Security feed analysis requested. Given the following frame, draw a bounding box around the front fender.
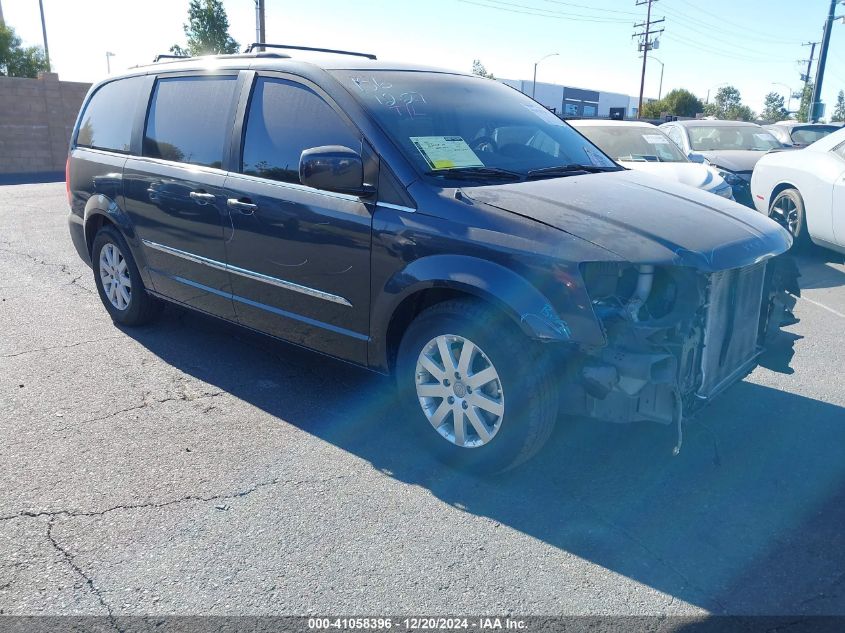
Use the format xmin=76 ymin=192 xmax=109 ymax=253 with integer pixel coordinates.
xmin=369 ymin=254 xmax=574 ymax=371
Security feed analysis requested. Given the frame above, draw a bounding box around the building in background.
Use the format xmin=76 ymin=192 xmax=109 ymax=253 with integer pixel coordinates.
xmin=499 ymin=79 xmax=652 ymax=119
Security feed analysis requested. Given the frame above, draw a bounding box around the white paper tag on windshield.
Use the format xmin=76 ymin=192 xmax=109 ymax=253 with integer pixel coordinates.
xmin=522 ymin=103 xmax=565 ymax=126
xmin=642 ymin=133 xmax=670 ymax=144
xmin=583 ymin=145 xmax=615 ymax=168
xmin=410 ymin=136 xmax=484 ymax=170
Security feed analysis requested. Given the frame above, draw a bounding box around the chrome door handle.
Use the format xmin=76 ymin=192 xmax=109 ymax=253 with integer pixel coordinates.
xmin=189 ymin=191 xmax=216 ymax=204
xmin=227 ymin=198 xmax=257 ymax=214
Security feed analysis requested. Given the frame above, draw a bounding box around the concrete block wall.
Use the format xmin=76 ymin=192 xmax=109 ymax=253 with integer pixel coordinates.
xmin=0 ymin=73 xmax=91 ymax=176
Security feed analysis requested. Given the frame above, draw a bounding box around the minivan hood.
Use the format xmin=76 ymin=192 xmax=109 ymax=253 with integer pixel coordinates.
xmin=696 ymin=150 xmax=768 ymax=173
xmin=462 ymin=170 xmax=791 ymax=271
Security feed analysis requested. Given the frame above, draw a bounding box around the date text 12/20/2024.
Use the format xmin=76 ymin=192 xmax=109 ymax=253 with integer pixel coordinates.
xmin=308 ymin=617 xmax=527 ymax=630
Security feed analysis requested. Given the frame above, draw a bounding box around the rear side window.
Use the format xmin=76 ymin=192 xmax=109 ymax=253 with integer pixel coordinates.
xmin=143 ymin=75 xmax=237 ymax=168
xmin=76 ymin=76 xmax=145 ymax=153
xmin=241 ymin=77 xmax=360 ymax=184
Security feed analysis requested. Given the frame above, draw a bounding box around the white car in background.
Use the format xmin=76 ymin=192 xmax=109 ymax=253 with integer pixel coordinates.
xmin=569 ymin=119 xmax=733 ymax=199
xmin=751 ymin=127 xmax=845 ymax=252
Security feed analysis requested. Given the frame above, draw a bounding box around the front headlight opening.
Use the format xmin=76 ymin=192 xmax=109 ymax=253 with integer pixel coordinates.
xmin=581 ymin=263 xmax=679 ymax=322
xmin=717 ymin=170 xmax=745 ymax=187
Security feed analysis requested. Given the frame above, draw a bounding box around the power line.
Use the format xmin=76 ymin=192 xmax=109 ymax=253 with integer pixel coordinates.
xmin=665 ymin=0 xmax=804 ymax=45
xmin=539 ymin=0 xmax=640 ymax=15
xmin=662 ymin=33 xmax=795 ymax=64
xmin=457 ymin=0 xmax=632 ymax=23
xmin=660 ymin=8 xmax=804 ymax=54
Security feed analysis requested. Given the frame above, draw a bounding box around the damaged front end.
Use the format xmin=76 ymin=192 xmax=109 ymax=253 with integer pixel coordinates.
xmin=567 ymin=256 xmax=800 ymax=448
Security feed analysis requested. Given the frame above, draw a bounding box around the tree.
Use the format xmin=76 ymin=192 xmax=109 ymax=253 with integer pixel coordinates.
xmin=472 ymin=59 xmax=495 ymax=79
xmin=762 ymin=92 xmax=788 ymax=122
xmin=0 ymin=23 xmax=49 ymax=78
xmin=640 ymin=88 xmax=704 ymax=119
xmin=171 ymin=0 xmax=239 ymax=57
xmin=797 ymin=83 xmax=814 ymax=122
xmin=703 ymin=85 xmax=755 ymax=121
xmin=832 ymin=90 xmax=845 ymax=122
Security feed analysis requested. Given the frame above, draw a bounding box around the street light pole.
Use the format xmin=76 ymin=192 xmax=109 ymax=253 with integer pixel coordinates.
xmin=105 ymin=51 xmax=115 ymax=74
xmin=650 ymin=56 xmax=665 ymax=100
xmin=38 ymin=0 xmax=50 ymax=72
xmin=532 ymin=53 xmax=558 ymax=100
xmin=706 ymin=82 xmax=727 ymax=105
xmin=772 ymin=82 xmax=795 ymax=114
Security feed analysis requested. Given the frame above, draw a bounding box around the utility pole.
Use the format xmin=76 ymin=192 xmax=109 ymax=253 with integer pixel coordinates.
xmin=810 ymin=0 xmax=841 ymax=122
xmin=633 ymin=0 xmax=664 ymax=118
xmin=38 ymin=0 xmax=50 ymax=71
xmin=799 ymin=41 xmax=819 ymax=122
xmin=255 ymin=0 xmax=266 ymax=50
xmin=0 ymin=0 xmax=5 ymax=27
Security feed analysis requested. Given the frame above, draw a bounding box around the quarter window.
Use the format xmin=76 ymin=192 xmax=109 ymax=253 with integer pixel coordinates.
xmin=76 ymin=76 xmax=145 ymax=153
xmin=143 ymin=76 xmax=237 ymax=168
xmin=241 ymin=77 xmax=360 ymax=184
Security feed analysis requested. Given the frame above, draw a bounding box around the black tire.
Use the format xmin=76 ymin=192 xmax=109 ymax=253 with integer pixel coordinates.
xmin=769 ymin=188 xmax=810 ymax=249
xmin=91 ymin=225 xmax=162 ymax=326
xmin=396 ymin=299 xmax=559 ymax=473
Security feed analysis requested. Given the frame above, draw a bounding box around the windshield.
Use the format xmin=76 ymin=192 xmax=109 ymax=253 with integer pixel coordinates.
xmin=576 ymin=125 xmax=688 ymax=163
xmin=790 ymin=125 xmax=838 ymax=146
xmin=331 ymin=70 xmax=619 ymax=183
xmin=688 ymin=125 xmax=781 ymax=151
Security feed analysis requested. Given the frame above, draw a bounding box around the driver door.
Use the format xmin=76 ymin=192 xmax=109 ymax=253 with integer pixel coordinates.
xmin=222 ymin=74 xmax=374 ymax=364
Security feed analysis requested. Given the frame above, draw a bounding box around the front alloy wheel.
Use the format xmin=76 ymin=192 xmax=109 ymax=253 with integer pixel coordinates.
xmin=396 ymin=299 xmax=559 ymax=472
xmin=768 ymin=188 xmax=808 ymax=247
xmin=415 ymin=334 xmax=505 ymax=448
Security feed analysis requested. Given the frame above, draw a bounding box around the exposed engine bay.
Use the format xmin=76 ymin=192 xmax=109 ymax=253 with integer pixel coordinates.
xmin=565 ymin=255 xmax=801 ymax=450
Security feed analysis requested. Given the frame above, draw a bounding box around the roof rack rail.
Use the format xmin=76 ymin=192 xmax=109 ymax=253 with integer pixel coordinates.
xmin=153 ymin=54 xmax=190 ymax=62
xmin=244 ymin=43 xmax=377 ymax=60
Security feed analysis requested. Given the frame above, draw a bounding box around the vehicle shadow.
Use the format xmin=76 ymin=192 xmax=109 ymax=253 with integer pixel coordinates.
xmin=795 ymin=246 xmax=845 ymax=290
xmin=123 ymin=306 xmax=845 ymax=615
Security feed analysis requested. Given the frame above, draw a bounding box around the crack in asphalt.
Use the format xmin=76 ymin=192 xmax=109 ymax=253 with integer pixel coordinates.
xmin=0 ymin=474 xmax=349 ymax=524
xmin=46 ymin=516 xmax=122 ymax=632
xmin=2 ymin=336 xmax=124 ymax=359
xmin=81 ymin=390 xmax=226 ymax=424
xmin=0 ymin=246 xmax=77 ymax=276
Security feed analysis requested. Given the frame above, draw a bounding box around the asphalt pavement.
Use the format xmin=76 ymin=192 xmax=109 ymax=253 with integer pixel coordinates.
xmin=1 ymin=183 xmax=844 ymax=620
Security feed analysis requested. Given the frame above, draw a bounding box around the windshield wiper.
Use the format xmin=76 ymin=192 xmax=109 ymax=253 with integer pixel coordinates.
xmin=526 ymin=163 xmax=620 ymax=180
xmin=425 ymin=166 xmax=523 ymax=182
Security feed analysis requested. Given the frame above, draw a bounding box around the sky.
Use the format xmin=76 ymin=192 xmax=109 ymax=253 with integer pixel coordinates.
xmin=3 ymin=0 xmax=845 ymax=118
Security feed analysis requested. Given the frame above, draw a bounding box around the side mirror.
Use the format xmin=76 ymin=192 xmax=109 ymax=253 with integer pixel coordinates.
xmin=299 ymin=146 xmax=372 ymax=195
xmin=688 ymin=152 xmax=707 ymax=164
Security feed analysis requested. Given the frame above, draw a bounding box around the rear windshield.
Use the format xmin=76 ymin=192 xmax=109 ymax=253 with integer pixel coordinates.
xmin=688 ymin=125 xmax=781 ymax=152
xmin=331 ymin=70 xmax=618 ymax=183
xmin=790 ymin=126 xmax=838 ymax=146
xmin=575 ymin=125 xmax=688 ymax=163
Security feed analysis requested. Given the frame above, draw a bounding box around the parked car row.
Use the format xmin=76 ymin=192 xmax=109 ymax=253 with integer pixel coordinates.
xmin=571 ymin=114 xmax=844 ymax=255
xmin=67 ymin=51 xmax=799 ymax=471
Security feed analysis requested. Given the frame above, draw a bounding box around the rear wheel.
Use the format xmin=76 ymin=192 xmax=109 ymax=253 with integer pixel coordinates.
xmin=92 ymin=225 xmax=162 ymax=326
xmin=769 ymin=188 xmax=809 ymax=248
xmin=396 ymin=299 xmax=559 ymax=472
